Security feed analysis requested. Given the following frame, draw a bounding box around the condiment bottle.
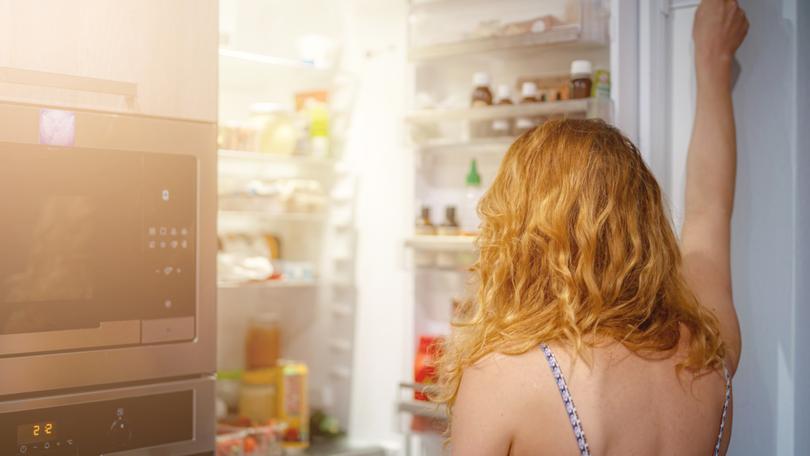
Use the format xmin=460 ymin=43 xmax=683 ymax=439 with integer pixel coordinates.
xmin=470 ymin=72 xmax=493 ymax=138
xmin=461 ymin=160 xmax=482 ymax=234
xmin=570 ymin=60 xmax=593 ymax=99
xmin=491 ymin=84 xmax=514 ymax=137
xmin=470 ymin=72 xmax=493 ymax=107
xmin=414 ymin=206 xmax=437 ymax=267
xmin=436 ymin=206 xmax=461 ymax=268
xmin=515 ymin=82 xmax=541 ymax=135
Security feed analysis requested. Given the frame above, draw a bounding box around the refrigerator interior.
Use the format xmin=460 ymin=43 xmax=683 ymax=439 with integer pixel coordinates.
xmin=215 ymin=0 xmax=624 ymax=453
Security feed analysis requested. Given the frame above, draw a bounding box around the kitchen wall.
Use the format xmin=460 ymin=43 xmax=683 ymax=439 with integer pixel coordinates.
xmin=661 ymin=1 xmax=807 ymax=454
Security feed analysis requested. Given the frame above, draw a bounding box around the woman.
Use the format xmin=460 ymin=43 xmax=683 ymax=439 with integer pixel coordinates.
xmin=432 ymin=1 xmax=749 ymax=454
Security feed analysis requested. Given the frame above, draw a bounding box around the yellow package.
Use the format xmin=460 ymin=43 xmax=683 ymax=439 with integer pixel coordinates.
xmin=277 ymin=361 xmax=309 ymax=449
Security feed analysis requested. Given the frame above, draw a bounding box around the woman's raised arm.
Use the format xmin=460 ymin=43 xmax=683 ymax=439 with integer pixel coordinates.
xmin=681 ymin=0 xmax=748 ymax=374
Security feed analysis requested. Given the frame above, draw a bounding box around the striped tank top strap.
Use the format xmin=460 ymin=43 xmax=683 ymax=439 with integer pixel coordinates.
xmin=540 ymin=343 xmax=591 ymax=456
xmin=713 ymin=365 xmax=732 ymax=456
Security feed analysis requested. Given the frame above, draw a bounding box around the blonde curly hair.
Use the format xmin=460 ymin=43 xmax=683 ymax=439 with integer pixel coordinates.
xmin=431 ymin=119 xmax=725 ymax=414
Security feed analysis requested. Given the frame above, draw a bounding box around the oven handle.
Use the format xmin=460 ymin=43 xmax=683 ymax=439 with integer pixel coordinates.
xmin=0 ymin=66 xmax=137 ymax=98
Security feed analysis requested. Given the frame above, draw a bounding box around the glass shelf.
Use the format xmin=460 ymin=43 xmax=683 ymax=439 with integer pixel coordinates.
xmin=416 ymin=137 xmax=514 ymax=155
xmin=407 ymin=98 xmax=610 ymax=124
xmin=405 ymin=235 xmax=476 ymax=252
xmin=219 ymin=48 xmax=329 ymax=70
xmin=218 ymin=210 xmax=328 ymax=223
xmin=219 ymin=149 xmax=338 ymax=168
xmin=409 ymin=24 xmax=605 ymax=61
xmin=218 ymin=279 xmax=319 ymax=290
xmin=397 ymin=399 xmax=447 ymax=421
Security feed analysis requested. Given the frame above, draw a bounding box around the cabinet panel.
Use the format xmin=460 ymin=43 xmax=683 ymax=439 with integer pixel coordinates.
xmin=0 ymin=0 xmax=217 ymax=122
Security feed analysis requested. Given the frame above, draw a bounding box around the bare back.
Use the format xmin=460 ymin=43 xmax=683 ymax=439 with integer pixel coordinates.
xmin=451 ymin=335 xmax=733 ymax=456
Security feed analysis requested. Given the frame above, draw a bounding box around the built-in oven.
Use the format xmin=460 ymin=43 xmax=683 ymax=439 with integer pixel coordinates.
xmin=0 ymin=101 xmax=217 ymax=397
xmin=0 ymin=376 xmax=215 ymax=456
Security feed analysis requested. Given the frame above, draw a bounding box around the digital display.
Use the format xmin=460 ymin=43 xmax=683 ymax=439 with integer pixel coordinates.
xmin=17 ymin=421 xmax=57 ymax=444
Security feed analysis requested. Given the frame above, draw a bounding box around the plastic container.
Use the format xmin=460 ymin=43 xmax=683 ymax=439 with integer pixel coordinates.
xmin=216 ymin=427 xmax=247 ymax=456
xmin=218 ymin=424 xmax=282 ymax=456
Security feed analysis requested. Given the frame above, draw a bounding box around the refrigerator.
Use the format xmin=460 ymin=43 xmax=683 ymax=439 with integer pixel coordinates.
xmin=215 ymin=0 xmax=640 ymax=454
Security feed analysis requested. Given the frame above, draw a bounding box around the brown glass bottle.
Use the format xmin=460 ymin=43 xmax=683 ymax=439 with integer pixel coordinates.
xmin=570 ymin=60 xmax=593 ymax=99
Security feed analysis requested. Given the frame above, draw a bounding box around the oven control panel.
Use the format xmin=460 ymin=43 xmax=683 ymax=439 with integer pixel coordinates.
xmin=0 ymin=391 xmax=193 ymax=455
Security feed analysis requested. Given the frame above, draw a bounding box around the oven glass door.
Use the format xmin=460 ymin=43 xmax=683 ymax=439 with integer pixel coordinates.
xmin=0 ymin=143 xmax=197 ymax=356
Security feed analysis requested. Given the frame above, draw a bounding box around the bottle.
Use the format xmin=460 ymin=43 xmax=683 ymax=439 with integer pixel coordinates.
xmin=491 ymin=84 xmax=514 ymax=137
xmin=470 ymin=72 xmax=493 ymax=138
xmin=461 ymin=160 xmax=483 ymax=234
xmin=515 ymin=81 xmax=541 ymax=135
xmin=593 ymin=69 xmax=611 ymax=98
xmin=570 ymin=60 xmax=593 ymax=99
xmin=245 ymin=313 xmax=281 ymax=370
xmin=470 ymin=72 xmax=493 ymax=107
xmin=436 ymin=206 xmax=460 ymax=268
xmin=414 ymin=206 xmax=437 ymax=267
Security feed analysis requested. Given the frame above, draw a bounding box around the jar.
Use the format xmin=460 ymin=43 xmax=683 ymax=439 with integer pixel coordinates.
xmin=250 ymin=103 xmax=298 ymax=155
xmin=216 ymin=370 xmax=243 ymax=416
xmin=570 ymin=60 xmax=593 ymax=99
xmin=239 ymin=368 xmax=278 ymax=423
xmin=246 ymin=313 xmax=281 ymax=370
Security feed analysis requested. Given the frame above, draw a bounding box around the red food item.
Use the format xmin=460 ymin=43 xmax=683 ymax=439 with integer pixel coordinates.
xmin=414 ymin=336 xmax=442 ymax=401
xmin=244 ymin=435 xmax=257 ymax=453
xmin=284 ymin=427 xmax=300 ymax=442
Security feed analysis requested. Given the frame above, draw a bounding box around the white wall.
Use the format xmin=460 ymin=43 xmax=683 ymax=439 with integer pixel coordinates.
xmin=658 ymin=1 xmax=807 ymax=454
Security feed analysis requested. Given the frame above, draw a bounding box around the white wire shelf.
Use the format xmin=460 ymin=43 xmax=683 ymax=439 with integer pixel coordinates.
xmin=218 ymin=279 xmax=319 ymax=290
xmin=406 ymin=98 xmax=610 ymax=124
xmin=405 ymin=235 xmax=476 ymax=252
xmin=409 ymin=25 xmax=606 ymax=61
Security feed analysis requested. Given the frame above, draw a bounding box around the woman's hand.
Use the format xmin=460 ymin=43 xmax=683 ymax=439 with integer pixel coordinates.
xmin=693 ymin=0 xmax=749 ymax=81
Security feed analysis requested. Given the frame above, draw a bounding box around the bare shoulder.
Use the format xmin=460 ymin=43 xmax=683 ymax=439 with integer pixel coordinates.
xmin=451 ymin=350 xmax=556 ymax=456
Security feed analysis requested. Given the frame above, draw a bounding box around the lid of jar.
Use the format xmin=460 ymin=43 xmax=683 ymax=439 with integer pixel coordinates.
xmin=521 ymin=81 xmax=538 ymax=97
xmin=472 ymin=72 xmax=491 ymax=87
xmin=570 ymin=60 xmax=593 ymax=76
xmin=496 ymin=84 xmax=513 ymax=101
